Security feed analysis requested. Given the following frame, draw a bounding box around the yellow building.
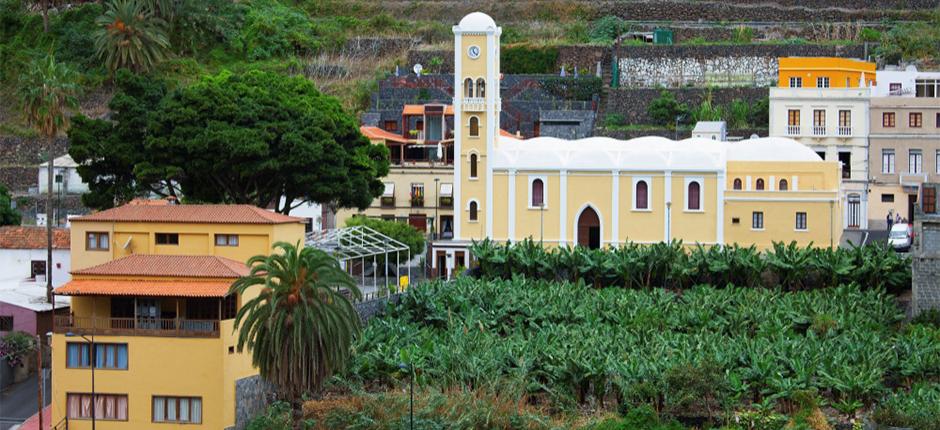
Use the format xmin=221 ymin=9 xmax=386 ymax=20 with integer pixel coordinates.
xmin=430 ymin=13 xmax=843 ymax=277
xmin=777 ymin=57 xmax=876 ymax=88
xmin=51 ymin=204 xmax=305 ymax=429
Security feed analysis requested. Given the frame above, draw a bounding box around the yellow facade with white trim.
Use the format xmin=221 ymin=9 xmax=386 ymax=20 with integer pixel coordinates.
xmin=433 ymin=12 xmax=843 ymax=274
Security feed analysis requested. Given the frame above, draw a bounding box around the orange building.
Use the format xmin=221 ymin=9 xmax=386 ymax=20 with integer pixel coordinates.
xmin=778 ymin=57 xmax=876 ymax=88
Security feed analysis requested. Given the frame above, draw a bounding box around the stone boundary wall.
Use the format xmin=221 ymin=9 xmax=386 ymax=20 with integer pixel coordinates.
xmin=605 ymin=87 xmax=768 ymax=125
xmin=354 ymin=293 xmax=403 ymax=323
xmin=597 ymin=127 xmax=767 ymax=141
xmin=912 ymin=208 xmax=940 ymax=317
xmin=234 ymin=375 xmax=277 ymax=430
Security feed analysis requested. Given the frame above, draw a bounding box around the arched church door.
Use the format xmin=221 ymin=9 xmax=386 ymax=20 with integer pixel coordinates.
xmin=577 ymin=207 xmax=601 ymax=249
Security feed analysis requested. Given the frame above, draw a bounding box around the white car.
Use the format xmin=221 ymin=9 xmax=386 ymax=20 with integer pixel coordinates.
xmin=888 ymin=223 xmax=912 ymax=252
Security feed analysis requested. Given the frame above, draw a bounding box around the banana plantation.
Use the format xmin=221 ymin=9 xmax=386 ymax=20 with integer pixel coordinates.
xmin=343 ymin=278 xmax=940 ymax=428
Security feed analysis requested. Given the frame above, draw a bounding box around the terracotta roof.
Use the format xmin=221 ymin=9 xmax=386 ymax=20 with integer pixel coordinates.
xmin=360 ymin=126 xmax=410 ymax=144
xmin=0 ymin=226 xmax=70 ymax=249
xmin=73 ymin=255 xmax=249 ymax=278
xmin=56 ymin=279 xmax=233 ymax=297
xmin=72 ymin=204 xmax=304 ymax=224
xmin=402 ymin=104 xmax=454 ymax=116
xmin=499 ymin=129 xmax=519 ymax=138
xmin=127 ymin=198 xmax=171 ymax=206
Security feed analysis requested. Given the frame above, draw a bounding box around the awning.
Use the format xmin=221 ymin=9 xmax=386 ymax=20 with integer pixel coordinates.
xmin=440 ymin=183 xmax=453 ymax=197
xmin=55 ymin=280 xmax=233 ymax=297
xmin=383 ymin=183 xmax=395 ymax=197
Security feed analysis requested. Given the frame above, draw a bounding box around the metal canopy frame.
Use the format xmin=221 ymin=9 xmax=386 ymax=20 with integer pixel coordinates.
xmin=305 ymin=226 xmax=411 ymax=292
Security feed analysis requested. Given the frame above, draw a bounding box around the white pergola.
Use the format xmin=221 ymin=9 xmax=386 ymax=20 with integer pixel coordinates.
xmin=305 ymin=226 xmax=411 ymax=292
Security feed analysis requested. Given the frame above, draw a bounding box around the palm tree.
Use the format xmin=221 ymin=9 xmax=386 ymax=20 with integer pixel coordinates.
xmin=94 ymin=0 xmax=171 ymax=73
xmin=231 ymin=242 xmax=362 ymax=400
xmin=16 ymin=53 xmax=78 ymax=303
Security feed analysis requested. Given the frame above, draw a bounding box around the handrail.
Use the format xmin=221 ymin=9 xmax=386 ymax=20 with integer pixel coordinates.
xmin=52 ymin=416 xmax=67 ymax=430
xmin=54 ymin=315 xmax=220 ymax=338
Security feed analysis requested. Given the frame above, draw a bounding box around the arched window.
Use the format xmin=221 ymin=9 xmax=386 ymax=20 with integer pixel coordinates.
xmin=469 ymin=201 xmax=478 ymax=221
xmin=469 ymin=153 xmax=478 ymax=178
xmin=756 ymin=178 xmax=765 ymax=190
xmin=687 ymin=182 xmax=701 ymax=210
xmin=532 ymin=178 xmax=544 ymax=207
xmin=476 ymin=78 xmax=485 ymax=98
xmin=469 ymin=116 xmax=479 ymax=137
xmin=733 ymin=178 xmax=742 ymax=190
xmin=635 ymin=180 xmax=648 ymax=209
xmin=464 ymin=78 xmax=473 ymax=98
xmin=779 ymin=179 xmax=788 ymax=191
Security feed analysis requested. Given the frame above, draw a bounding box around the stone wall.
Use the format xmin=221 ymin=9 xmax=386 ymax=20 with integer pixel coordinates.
xmin=354 ymin=293 xmax=403 ymax=323
xmin=614 ymin=44 xmax=866 ymax=88
xmin=597 ymin=127 xmax=766 ymax=141
xmin=234 ymin=375 xmax=277 ymax=430
xmin=605 ymin=87 xmax=768 ymax=125
xmin=602 ymin=1 xmax=932 ymax=22
xmin=912 ymin=196 xmax=940 ymax=317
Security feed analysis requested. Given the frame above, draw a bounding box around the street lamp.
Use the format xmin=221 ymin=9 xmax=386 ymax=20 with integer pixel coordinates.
xmin=65 ymin=332 xmax=95 ymax=430
xmin=539 ymin=202 xmax=545 ymax=245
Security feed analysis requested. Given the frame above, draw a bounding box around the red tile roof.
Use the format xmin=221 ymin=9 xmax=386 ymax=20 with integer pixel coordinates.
xmin=360 ymin=126 xmax=411 ymax=144
xmin=56 ymin=279 xmax=233 ymax=297
xmin=73 ymin=204 xmax=303 ymax=224
xmin=0 ymin=226 xmax=70 ymax=249
xmin=72 ymin=254 xmax=249 ymax=278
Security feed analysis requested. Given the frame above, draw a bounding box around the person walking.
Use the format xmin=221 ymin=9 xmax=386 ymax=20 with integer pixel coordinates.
xmin=896 ymin=212 xmax=902 ymax=225
xmin=887 ymin=212 xmax=894 ymax=231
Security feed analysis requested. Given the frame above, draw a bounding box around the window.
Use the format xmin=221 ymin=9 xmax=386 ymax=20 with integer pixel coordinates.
xmin=889 ymin=82 xmax=902 ymax=94
xmin=687 ymin=181 xmax=701 ymax=210
xmin=937 ymin=150 xmax=940 ymax=174
xmin=795 ymin=212 xmax=807 ymax=231
xmin=67 ymin=394 xmax=128 ymax=421
xmin=215 ymin=234 xmax=239 ymax=247
xmin=410 ymin=183 xmax=424 ymax=207
xmin=67 ymin=343 xmax=128 ymax=370
xmin=839 ymin=152 xmax=851 ymax=179
xmin=755 ymin=178 xmax=765 ymax=190
xmin=883 ymin=112 xmax=896 ymax=128
xmin=816 ymin=76 xmax=829 ymax=88
xmin=936 ymin=112 xmax=940 ymax=127
xmin=531 ymin=178 xmax=545 ymax=207
xmin=752 ymin=212 xmax=764 ymax=230
xmin=86 ymin=232 xmax=109 ymax=251
xmin=30 ymin=260 xmax=46 ymax=279
xmin=813 ymin=109 xmax=826 ymax=135
xmin=910 ymin=112 xmax=923 ymax=128
xmin=476 ymin=78 xmax=485 ymax=98
xmin=915 ymin=79 xmax=939 ymax=98
xmin=787 ymin=109 xmax=800 ymax=135
xmin=816 ymin=151 xmax=826 ymax=160
xmin=882 ymin=149 xmax=895 ymax=174
xmin=838 ymin=110 xmax=851 ymax=135
xmin=733 ymin=178 xmax=742 ymax=190
xmin=469 ymin=116 xmax=479 ymax=137
xmin=468 ymin=201 xmax=478 ymax=221
xmin=910 ymin=149 xmax=923 ymax=174
xmin=383 ymin=120 xmax=398 ymax=132
xmin=882 ymin=193 xmax=895 ymax=203
xmin=153 ymin=396 xmax=202 ymax=424
xmin=222 ymin=294 xmax=238 ymax=320
xmin=779 ymin=179 xmax=788 ymax=191
xmin=469 ymin=153 xmax=478 ymax=178
xmin=464 ymin=78 xmax=473 ymax=98
xmin=0 ymin=316 xmax=12 ymax=331
xmin=789 ymin=77 xmax=802 ymax=88
xmin=924 ymin=186 xmax=937 ymax=213
xmin=155 ymin=233 xmax=179 ymax=245
xmin=635 ymin=180 xmax=649 ymax=210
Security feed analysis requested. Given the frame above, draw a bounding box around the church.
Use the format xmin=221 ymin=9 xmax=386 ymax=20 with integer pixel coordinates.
xmin=430 ymin=12 xmax=843 ymax=278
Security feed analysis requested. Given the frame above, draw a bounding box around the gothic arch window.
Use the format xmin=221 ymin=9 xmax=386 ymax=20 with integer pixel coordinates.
xmin=733 ymin=178 xmax=742 ymax=190
xmin=468 ymin=200 xmax=479 ymax=221
xmin=779 ymin=179 xmax=788 ymax=191
xmin=476 ymin=78 xmax=485 ymax=98
xmin=469 ymin=153 xmax=478 ymax=179
xmin=469 ymin=116 xmax=480 ymax=137
xmin=464 ymin=78 xmax=474 ymax=98
xmin=756 ymin=178 xmax=765 ymax=190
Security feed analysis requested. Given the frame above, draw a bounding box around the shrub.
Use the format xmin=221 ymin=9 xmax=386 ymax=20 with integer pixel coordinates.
xmin=589 ymin=405 xmax=685 ymax=430
xmin=233 ymin=0 xmax=343 ymax=60
xmin=859 ymin=27 xmax=881 ymax=42
xmin=0 ymin=331 xmax=35 ymax=367
xmin=501 ymin=44 xmax=558 ymax=74
xmin=726 ymin=99 xmax=750 ymax=129
xmin=604 ymin=113 xmax=626 ymax=128
xmin=647 ymin=90 xmax=688 ymax=127
xmin=246 ymin=401 xmax=294 ymax=430
xmin=731 ymin=26 xmax=754 ymax=44
xmin=748 ymin=97 xmax=769 ymax=128
xmin=663 ymin=360 xmax=732 ymax=420
xmin=871 ymin=384 xmax=940 ymax=430
xmin=589 ymin=15 xmax=626 ymax=43
xmin=911 ymin=309 xmax=940 ymax=328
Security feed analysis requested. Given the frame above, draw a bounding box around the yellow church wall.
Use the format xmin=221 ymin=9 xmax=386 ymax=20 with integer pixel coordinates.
xmin=566 ymin=173 xmax=613 ymax=244
xmin=726 ymin=161 xmax=840 ymax=192
xmin=618 ymin=174 xmax=665 ymax=243
xmin=491 ymin=174 xmax=509 ymax=240
xmin=723 ymin=195 xmax=841 ymax=249
xmin=512 ymin=171 xmax=561 ymax=243
xmin=670 ymin=175 xmax=719 ymax=244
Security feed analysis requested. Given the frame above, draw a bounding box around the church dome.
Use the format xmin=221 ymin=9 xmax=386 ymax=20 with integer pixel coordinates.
xmin=457 ymin=12 xmax=497 ymax=32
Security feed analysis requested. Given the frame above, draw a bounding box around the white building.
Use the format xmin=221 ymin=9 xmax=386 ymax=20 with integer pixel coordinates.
xmin=38 ymin=154 xmax=88 ymax=195
xmin=769 ymin=86 xmax=871 ymax=229
xmin=0 ymin=226 xmax=71 ymax=287
xmin=691 ymin=121 xmax=727 ymax=141
xmin=872 ymin=65 xmax=940 ymax=98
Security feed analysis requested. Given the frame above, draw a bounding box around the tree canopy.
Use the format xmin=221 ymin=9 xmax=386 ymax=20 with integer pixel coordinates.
xmin=68 ymin=69 xmax=389 ymax=213
xmin=0 ymin=185 xmax=21 ymax=226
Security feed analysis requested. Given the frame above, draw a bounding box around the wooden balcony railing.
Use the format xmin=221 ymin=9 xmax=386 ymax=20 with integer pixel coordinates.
xmin=54 ymin=315 xmax=220 ymax=338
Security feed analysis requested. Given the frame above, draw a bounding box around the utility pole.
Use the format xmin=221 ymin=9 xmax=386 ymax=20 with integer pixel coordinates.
xmin=36 ymin=335 xmax=43 ymax=430
xmin=46 ymin=147 xmax=53 ymax=303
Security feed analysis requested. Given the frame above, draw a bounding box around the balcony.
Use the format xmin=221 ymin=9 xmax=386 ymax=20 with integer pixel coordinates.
xmin=786 ymin=125 xmax=801 ymax=136
xmin=410 ymin=195 xmax=424 ymax=208
xmin=380 ymin=196 xmax=395 ymax=207
xmin=439 ymin=196 xmax=453 ymax=208
xmin=838 ymin=126 xmax=852 ymax=136
xmin=812 ymin=126 xmax=826 ymax=136
xmin=462 ymin=97 xmax=485 ymax=112
xmin=54 ymin=315 xmax=221 ymax=338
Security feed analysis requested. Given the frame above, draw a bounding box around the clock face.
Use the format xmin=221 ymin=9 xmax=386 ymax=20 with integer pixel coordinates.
xmin=468 ymin=45 xmax=481 ymax=59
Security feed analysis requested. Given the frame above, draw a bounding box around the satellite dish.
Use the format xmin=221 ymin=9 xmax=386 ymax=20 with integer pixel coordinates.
xmin=413 ymin=64 xmax=423 ymax=76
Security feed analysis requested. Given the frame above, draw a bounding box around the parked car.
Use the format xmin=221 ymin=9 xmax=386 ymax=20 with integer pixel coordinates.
xmin=888 ymin=223 xmax=912 ymax=252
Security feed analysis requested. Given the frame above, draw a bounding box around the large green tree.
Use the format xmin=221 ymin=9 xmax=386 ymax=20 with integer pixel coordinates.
xmin=231 ymin=242 xmax=361 ymax=399
xmin=94 ymin=0 xmax=171 ymax=73
xmin=69 ymin=69 xmax=389 ymax=213
xmin=0 ymin=185 xmax=21 ymax=226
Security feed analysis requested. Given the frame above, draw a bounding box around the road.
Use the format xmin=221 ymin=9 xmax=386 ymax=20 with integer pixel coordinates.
xmin=0 ymin=374 xmax=51 ymax=430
